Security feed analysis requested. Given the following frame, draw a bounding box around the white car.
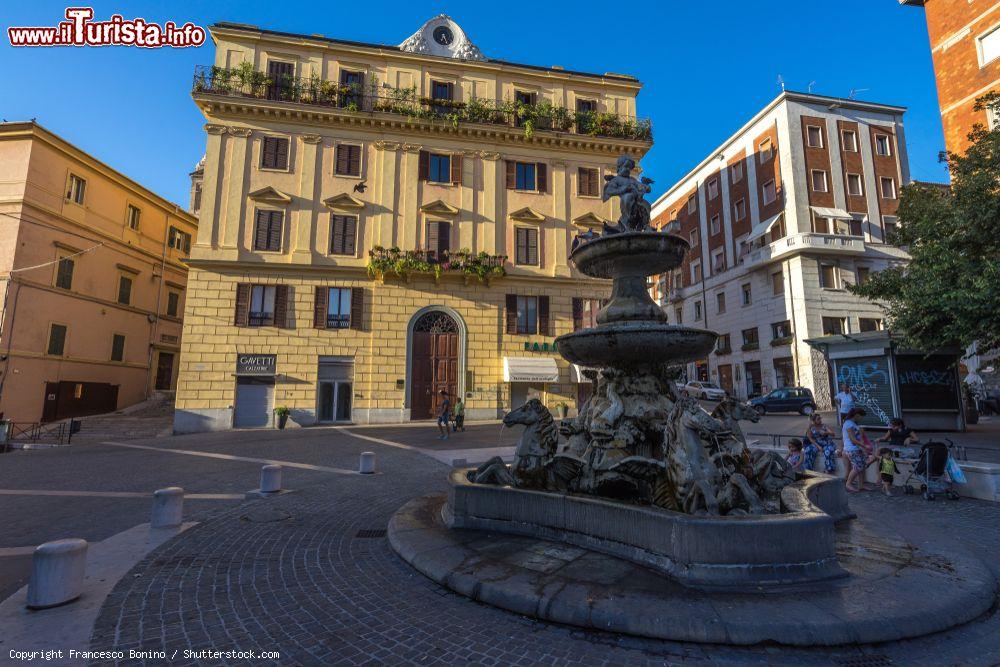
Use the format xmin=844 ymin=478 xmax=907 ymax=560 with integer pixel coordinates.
xmin=680 ymin=381 xmax=727 ymax=401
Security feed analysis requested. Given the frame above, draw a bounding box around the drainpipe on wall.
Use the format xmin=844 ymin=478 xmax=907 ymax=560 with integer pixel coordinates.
xmin=785 ymin=257 xmax=801 ymax=387
xmin=146 ymin=213 xmax=170 ymax=400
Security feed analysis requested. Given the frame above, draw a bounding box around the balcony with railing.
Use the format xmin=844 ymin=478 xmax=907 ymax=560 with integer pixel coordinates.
xmin=367 ymin=246 xmax=507 ymax=282
xmin=742 ymin=232 xmax=867 ymax=269
xmin=192 ymin=65 xmax=653 ymax=142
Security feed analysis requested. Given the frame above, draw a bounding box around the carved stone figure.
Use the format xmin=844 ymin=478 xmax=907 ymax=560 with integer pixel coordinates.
xmin=473 ymin=399 xmax=558 ymax=489
xmin=602 ymin=155 xmax=654 ymax=233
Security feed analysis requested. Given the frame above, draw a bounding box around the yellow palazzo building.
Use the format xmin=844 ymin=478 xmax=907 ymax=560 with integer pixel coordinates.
xmin=175 ymin=15 xmax=652 ymax=431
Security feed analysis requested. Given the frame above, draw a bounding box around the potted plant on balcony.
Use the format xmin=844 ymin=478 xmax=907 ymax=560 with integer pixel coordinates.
xmin=274 ymin=406 xmax=290 ymax=430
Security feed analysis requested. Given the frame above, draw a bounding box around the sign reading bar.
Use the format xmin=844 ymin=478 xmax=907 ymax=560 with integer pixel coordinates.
xmin=236 ymin=354 xmax=276 ymax=376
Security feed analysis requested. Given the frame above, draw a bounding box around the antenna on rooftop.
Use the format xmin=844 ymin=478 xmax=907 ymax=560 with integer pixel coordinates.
xmin=808 ymin=81 xmax=816 ymax=93
xmin=777 ymin=74 xmax=785 ymax=92
xmin=848 ymin=88 xmax=870 ymax=100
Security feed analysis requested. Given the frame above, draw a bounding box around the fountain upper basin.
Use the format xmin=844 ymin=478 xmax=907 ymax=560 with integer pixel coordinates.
xmin=571 ymin=231 xmax=688 ymax=279
xmin=556 ymin=322 xmax=717 ymax=368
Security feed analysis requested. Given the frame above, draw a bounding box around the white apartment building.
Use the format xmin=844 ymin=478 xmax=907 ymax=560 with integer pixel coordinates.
xmin=650 ymin=91 xmax=911 ymax=409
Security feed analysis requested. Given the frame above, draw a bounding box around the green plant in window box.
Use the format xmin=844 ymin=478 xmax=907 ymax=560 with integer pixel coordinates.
xmin=770 ymin=336 xmax=794 ymax=347
xmin=741 ymin=342 xmax=759 ymax=352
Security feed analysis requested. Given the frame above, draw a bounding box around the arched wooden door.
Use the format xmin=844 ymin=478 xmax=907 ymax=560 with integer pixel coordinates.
xmin=410 ymin=311 xmax=459 ymax=420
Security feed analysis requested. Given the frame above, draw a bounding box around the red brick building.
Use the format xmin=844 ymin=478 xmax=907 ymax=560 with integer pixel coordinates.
xmin=902 ymin=0 xmax=1000 ymax=153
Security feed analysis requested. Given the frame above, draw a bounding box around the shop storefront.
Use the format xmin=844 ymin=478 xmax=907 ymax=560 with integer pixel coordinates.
xmin=233 ymin=354 xmax=276 ymax=428
xmin=503 ymin=357 xmax=559 ymax=411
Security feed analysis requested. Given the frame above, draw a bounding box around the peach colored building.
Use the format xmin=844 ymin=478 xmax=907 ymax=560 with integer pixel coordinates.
xmin=0 ymin=122 xmax=198 ymax=423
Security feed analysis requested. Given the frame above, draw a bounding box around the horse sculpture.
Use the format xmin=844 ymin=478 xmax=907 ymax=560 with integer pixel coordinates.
xmin=473 ymin=399 xmax=559 ymax=489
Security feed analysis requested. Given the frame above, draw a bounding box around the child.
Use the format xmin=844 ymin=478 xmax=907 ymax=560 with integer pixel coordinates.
xmin=786 ymin=438 xmax=805 ymax=471
xmin=877 ymin=448 xmax=898 ymax=497
xmin=453 ymin=398 xmax=465 ymax=432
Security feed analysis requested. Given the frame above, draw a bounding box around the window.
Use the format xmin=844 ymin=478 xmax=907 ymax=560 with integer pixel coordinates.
xmin=707 ymin=179 xmax=719 ymax=200
xmin=111 ymin=333 xmax=126 ymax=362
xmin=989 ymin=104 xmax=1000 ymax=130
xmin=515 ymin=227 xmax=539 ymax=265
xmin=710 ymin=214 xmax=721 ymax=236
xmin=741 ymin=327 xmax=759 ymax=348
xmin=734 ymin=198 xmax=746 ymax=221
xmin=260 ymin=136 xmax=289 ymax=170
xmin=772 ymin=270 xmax=784 ymax=295
xmin=759 ymin=138 xmax=773 ymax=163
xmin=47 ymin=324 xmax=67 ymax=356
xmin=880 ymin=177 xmax=896 ymax=199
xmin=842 ymin=130 xmax=858 ymax=152
xmin=882 ymin=215 xmax=899 ymax=239
xmin=874 ymin=134 xmax=891 ymax=157
xmin=717 ymin=333 xmax=731 ymax=353
xmin=762 ymin=179 xmax=776 ymax=205
xmin=516 ymin=161 xmax=539 ymax=190
xmin=425 ymin=220 xmax=450 ymax=259
xmin=822 ymin=316 xmax=846 ymax=336
xmin=249 ymin=285 xmax=276 ymax=326
xmin=730 ymin=161 xmax=743 ymax=183
xmin=430 ymin=80 xmax=455 ymax=114
xmin=856 ymin=266 xmax=871 ymax=285
xmin=771 ymin=320 xmax=792 ymax=339
xmin=578 ymin=167 xmax=600 ymax=197
xmin=716 ymin=291 xmax=726 ymax=314
xmin=859 ymin=317 xmax=883 ymax=333
xmin=330 ymin=214 xmax=358 ymax=256
xmin=335 ymin=144 xmax=362 ymax=176
xmin=687 ymin=194 xmax=697 ymax=213
xmin=980 ymin=25 xmax=1000 ymax=66
xmin=691 ymin=260 xmax=702 ymax=284
xmin=67 ymin=174 xmax=86 ymax=204
xmin=166 ymin=291 xmax=180 ymax=317
xmin=694 ymin=300 xmax=703 ymax=320
xmin=513 ymin=90 xmax=537 ymax=128
xmin=193 ymin=183 xmax=202 ymax=213
xmin=327 ymin=287 xmax=352 ymax=329
xmin=689 ymin=229 xmax=699 ymax=247
xmin=516 ymin=295 xmax=538 ymax=335
xmin=574 ymin=298 xmax=601 ymax=330
xmin=253 ymin=210 xmax=283 ymax=251
xmin=168 ymin=226 xmax=192 ymax=253
xmin=117 ymin=273 xmax=133 ymax=305
xmin=55 ymin=256 xmax=74 ymax=290
xmin=846 ymin=173 xmax=864 ymax=196
xmin=819 ymin=264 xmax=837 ymax=289
xmin=338 ymin=69 xmax=363 ymax=108
xmin=848 ymin=213 xmax=864 ymax=237
xmin=126 ymin=204 xmax=141 ymax=231
xmin=428 ymin=153 xmax=451 ymax=183
xmin=811 ymin=170 xmax=828 ymax=192
xmin=711 ymin=249 xmax=725 ymax=274
xmin=741 ymin=282 xmax=752 ymax=305
xmin=806 ymin=125 xmax=824 ymax=148
xmin=674 ymin=308 xmax=682 ymax=324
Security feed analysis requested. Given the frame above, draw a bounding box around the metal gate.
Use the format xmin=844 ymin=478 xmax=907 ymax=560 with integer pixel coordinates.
xmin=234 ymin=377 xmax=274 ymax=428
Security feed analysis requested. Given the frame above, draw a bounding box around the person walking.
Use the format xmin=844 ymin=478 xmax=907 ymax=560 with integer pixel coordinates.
xmin=453 ymin=397 xmax=466 ymax=432
xmin=805 ymin=413 xmax=838 ymax=474
xmin=436 ymin=390 xmax=451 ymax=440
xmin=839 ymin=407 xmax=868 ymax=493
xmin=834 ymin=383 xmax=855 ymax=426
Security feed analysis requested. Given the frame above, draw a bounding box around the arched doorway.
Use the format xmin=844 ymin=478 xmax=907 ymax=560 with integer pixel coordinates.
xmin=409 ymin=310 xmax=460 ymax=420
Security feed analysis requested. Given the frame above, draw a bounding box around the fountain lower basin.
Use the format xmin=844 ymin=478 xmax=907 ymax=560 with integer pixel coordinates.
xmin=556 ymin=322 xmax=718 ymax=368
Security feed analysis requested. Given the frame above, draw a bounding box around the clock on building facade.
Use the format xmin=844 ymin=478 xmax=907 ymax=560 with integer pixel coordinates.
xmin=399 ymin=15 xmax=485 ymax=61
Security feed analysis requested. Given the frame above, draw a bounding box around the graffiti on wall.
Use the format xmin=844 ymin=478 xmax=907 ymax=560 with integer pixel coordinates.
xmin=837 ymin=361 xmax=892 ymax=426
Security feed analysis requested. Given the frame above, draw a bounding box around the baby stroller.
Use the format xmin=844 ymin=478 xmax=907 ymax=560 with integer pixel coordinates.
xmin=903 ymin=440 xmax=960 ymax=501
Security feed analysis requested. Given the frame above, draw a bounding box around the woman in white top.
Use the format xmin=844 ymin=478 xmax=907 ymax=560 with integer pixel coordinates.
xmin=839 ymin=407 xmax=868 ymax=493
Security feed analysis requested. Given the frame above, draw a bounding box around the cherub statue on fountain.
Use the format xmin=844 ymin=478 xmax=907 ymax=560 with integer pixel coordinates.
xmin=602 ymin=155 xmax=654 ymax=233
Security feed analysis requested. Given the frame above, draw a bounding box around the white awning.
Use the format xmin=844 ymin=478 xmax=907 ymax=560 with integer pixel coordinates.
xmin=503 ymin=357 xmax=559 ymax=383
xmin=811 ymin=206 xmax=853 ymax=220
xmin=747 ymin=212 xmax=783 ymax=242
xmin=571 ymin=364 xmax=598 ymax=383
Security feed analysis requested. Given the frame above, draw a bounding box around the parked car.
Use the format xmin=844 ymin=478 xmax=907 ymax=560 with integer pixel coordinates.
xmin=749 ymin=387 xmax=817 ymax=415
xmin=679 ymin=380 xmax=727 ymax=401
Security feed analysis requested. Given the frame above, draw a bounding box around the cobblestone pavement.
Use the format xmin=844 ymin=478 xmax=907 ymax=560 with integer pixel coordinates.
xmin=87 ymin=429 xmax=1000 ymax=667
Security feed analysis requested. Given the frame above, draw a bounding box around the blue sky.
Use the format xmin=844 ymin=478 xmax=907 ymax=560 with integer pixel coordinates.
xmin=0 ymin=1 xmax=945 ymax=207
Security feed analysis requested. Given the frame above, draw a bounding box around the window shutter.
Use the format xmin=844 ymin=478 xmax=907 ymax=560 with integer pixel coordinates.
xmin=515 ymin=228 xmax=527 ymax=264
xmin=527 ymin=228 xmax=539 ymax=265
xmin=572 ymin=297 xmax=583 ymax=331
xmin=446 ymin=82 xmax=454 ymax=100
xmin=577 ymin=168 xmax=587 ymax=196
xmin=234 ymin=283 xmax=250 ymax=326
xmin=538 ymin=296 xmax=551 ymax=336
xmin=426 ymin=221 xmax=439 ymax=256
xmin=313 ymin=286 xmax=328 ymax=329
xmin=505 ymin=161 xmax=516 ymax=189
xmin=331 ymin=215 xmax=345 ymax=255
xmin=262 ymin=137 xmax=277 ymax=168
xmin=267 ymin=211 xmax=283 ymax=251
xmin=343 ymin=216 xmax=357 ymax=255
xmin=349 ymin=287 xmax=364 ymax=330
xmin=275 ymin=138 xmax=289 ymax=169
xmin=436 ymin=221 xmax=450 ymax=256
xmin=536 ymin=163 xmax=548 ymax=193
xmin=336 ymin=145 xmax=351 ymax=175
xmin=450 ymin=153 xmax=463 ymax=184
xmin=418 ymin=150 xmax=429 ymax=181
xmin=505 ymin=294 xmax=518 ymax=335
xmin=254 ymin=210 xmax=269 ymax=250
xmin=273 ymin=285 xmax=290 ymax=328
xmin=348 ymin=144 xmax=361 ymax=176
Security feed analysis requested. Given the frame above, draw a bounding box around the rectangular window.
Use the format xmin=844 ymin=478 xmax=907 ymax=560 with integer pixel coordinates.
xmin=674 ymin=308 xmax=682 ymax=324
xmin=875 ymin=134 xmax=891 ymax=156
xmin=716 ymin=291 xmax=726 ymax=314
xmin=712 ymin=249 xmax=725 ymax=273
xmin=166 ymin=291 xmax=180 ymax=317
xmin=762 ymin=179 xmax=776 ymax=204
xmin=856 ymin=266 xmax=871 ymax=285
xmin=335 ymin=144 xmax=362 ymax=176
xmin=515 ymin=161 xmax=537 ymax=191
xmin=253 ymin=210 xmax=284 ymax=252
xmin=47 ymin=323 xmax=67 ymax=356
xmin=707 ymin=179 xmax=719 ymax=200
xmin=578 ymin=167 xmax=599 ymax=197
xmin=741 ymin=327 xmax=759 ymax=347
xmin=515 ymin=227 xmax=539 ymax=265
xmin=759 ymin=138 xmax=773 ymax=163
xmin=327 ymin=287 xmax=352 ymax=329
xmin=842 ymin=130 xmax=858 ymax=152
xmin=249 ymin=285 xmax=277 ymax=327
xmin=806 ymin=125 xmax=824 ymax=148
xmin=730 ymin=161 xmax=743 ymax=183
xmin=111 ymin=333 xmax=126 ymax=362
xmin=849 ymin=213 xmax=864 ymax=237
xmin=425 ymin=220 xmax=451 ymax=259
xmin=811 ymin=170 xmax=828 ymax=192
xmin=822 ymin=316 xmax=846 ymax=336
xmin=880 ymin=177 xmax=896 ymax=199
xmin=882 ymin=215 xmax=899 ymax=239
xmin=741 ymin=282 xmax=752 ymax=306
xmin=55 ymin=256 xmax=74 ymax=290
xmin=772 ymin=270 xmax=784 ymax=295
xmin=338 ymin=69 xmax=364 ymax=108
xmin=428 ymin=153 xmax=452 ymax=183
xmin=330 ymin=214 xmax=358 ymax=255
xmin=980 ymin=25 xmax=1000 ymax=65
xmin=771 ymin=320 xmax=792 ymax=339
xmin=126 ymin=204 xmax=141 ymax=231
xmin=575 ymin=298 xmax=601 ymax=330
xmin=691 ymin=260 xmax=702 ymax=284
xmin=819 ymin=264 xmax=837 ymax=288
xmin=168 ymin=226 xmax=192 ymax=253
xmin=687 ymin=194 xmax=697 ymax=213
xmin=67 ymin=174 xmax=86 ymax=204
xmin=710 ymin=214 xmax=721 ymax=236
xmin=846 ymin=173 xmax=864 ymax=196
xmin=734 ymin=198 xmax=746 ymax=221
xmin=431 ymin=80 xmax=454 ymax=102
xmin=516 ymin=295 xmax=538 ymax=335
xmin=260 ymin=136 xmax=290 ymax=170
xmin=859 ymin=317 xmax=883 ymax=332
xmin=689 ymin=229 xmax=699 ymax=247
xmin=694 ymin=300 xmax=703 ymax=320
xmin=717 ymin=333 xmax=731 ymax=353
xmin=117 ymin=274 xmax=133 ymax=305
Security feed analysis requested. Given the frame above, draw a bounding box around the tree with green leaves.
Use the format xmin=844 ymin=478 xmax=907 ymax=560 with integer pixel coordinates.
xmin=849 ymin=92 xmax=1000 ymax=356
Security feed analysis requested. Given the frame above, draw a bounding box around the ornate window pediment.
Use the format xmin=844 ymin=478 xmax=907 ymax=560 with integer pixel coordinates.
xmin=572 ymin=212 xmax=607 ymax=229
xmin=420 ymin=199 xmax=460 ymax=216
xmin=323 ymin=193 xmax=365 ymax=210
xmin=248 ymin=186 xmax=292 ymax=204
xmin=508 ymin=207 xmax=546 ymax=224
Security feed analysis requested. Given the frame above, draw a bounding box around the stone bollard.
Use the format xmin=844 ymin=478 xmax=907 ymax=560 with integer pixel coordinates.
xmin=151 ymin=487 xmax=184 ymax=528
xmin=359 ymin=451 xmax=376 ymax=474
xmin=26 ymin=538 xmax=88 ymax=609
xmin=260 ymin=465 xmax=282 ymax=493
